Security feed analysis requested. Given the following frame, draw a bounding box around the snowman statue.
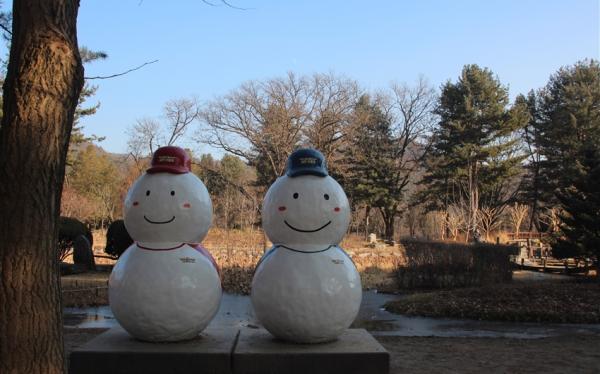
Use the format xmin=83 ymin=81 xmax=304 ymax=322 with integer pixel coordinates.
xmin=251 ymin=148 xmax=362 ymax=343
xmin=109 ymin=146 xmax=221 ymax=342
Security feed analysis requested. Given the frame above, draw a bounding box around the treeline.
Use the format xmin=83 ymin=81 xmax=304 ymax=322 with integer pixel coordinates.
xmin=62 ymin=59 xmax=600 ymax=260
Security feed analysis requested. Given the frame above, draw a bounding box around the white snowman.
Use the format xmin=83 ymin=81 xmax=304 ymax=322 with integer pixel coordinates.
xmin=109 ymin=146 xmax=222 ymax=342
xmin=251 ymin=148 xmax=362 ymax=343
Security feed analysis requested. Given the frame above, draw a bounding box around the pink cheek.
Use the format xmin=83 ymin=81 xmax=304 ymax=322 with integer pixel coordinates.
xmin=334 ymin=207 xmax=341 ymax=212
xmin=182 ymin=202 xmax=192 ymax=209
xmin=132 ymin=201 xmax=139 ymax=207
xmin=278 ymin=206 xmax=286 ymax=212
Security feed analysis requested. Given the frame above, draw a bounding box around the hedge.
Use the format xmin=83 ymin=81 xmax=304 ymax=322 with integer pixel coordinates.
xmin=397 ymin=239 xmax=518 ymax=289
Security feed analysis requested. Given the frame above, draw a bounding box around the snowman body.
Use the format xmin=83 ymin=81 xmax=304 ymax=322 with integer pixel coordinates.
xmin=110 ymin=243 xmax=221 ymax=341
xmin=251 ymin=155 xmax=362 ymax=343
xmin=109 ymin=148 xmax=221 ymax=342
xmin=252 ymin=245 xmax=361 ymax=343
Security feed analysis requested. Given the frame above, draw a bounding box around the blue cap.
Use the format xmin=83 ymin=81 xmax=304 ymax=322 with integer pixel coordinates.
xmin=285 ymin=148 xmax=328 ymax=178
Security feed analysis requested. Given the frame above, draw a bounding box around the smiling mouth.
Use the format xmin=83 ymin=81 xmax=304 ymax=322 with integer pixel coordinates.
xmin=284 ymin=220 xmax=331 ymax=233
xmin=144 ymin=215 xmax=176 ymax=224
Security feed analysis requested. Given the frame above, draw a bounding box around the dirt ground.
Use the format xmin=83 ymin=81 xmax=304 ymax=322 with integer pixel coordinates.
xmin=64 ymin=329 xmax=600 ymax=374
xmin=378 ymin=334 xmax=600 ymax=374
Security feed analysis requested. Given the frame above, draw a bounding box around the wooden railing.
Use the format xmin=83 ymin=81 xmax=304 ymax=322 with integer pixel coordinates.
xmin=507 ymin=232 xmax=547 ymax=240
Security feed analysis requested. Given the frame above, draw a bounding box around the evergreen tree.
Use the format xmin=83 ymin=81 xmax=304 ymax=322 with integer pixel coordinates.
xmin=536 ymin=60 xmax=600 ymax=196
xmin=534 ymin=60 xmax=600 ymax=262
xmin=420 ymin=64 xmax=527 ymax=239
xmin=0 ymin=4 xmax=105 ymax=146
xmin=553 ymin=148 xmax=600 ymax=260
xmin=342 ymin=95 xmax=404 ymax=240
xmin=193 ymin=153 xmax=225 ymax=195
xmin=67 ymin=47 xmax=108 ymax=164
xmin=515 ymin=92 xmax=544 ymax=231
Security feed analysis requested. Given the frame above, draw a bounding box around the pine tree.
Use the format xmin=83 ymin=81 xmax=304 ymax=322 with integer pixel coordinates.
xmin=536 ymin=60 xmax=600 ymax=196
xmin=342 ymin=95 xmax=403 ymax=240
xmin=420 ymin=64 xmax=527 ymax=240
xmin=67 ymin=47 xmax=108 ymax=164
xmin=515 ymin=92 xmax=545 ymax=231
xmin=534 ymin=59 xmax=600 ymax=263
xmin=553 ymin=148 xmax=600 ymax=260
xmin=0 ymin=1 xmax=84 ymax=372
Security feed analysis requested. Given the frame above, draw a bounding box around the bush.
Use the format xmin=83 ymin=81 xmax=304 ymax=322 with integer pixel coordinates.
xmin=58 ymin=216 xmax=93 ymax=261
xmin=397 ymin=239 xmax=517 ymax=289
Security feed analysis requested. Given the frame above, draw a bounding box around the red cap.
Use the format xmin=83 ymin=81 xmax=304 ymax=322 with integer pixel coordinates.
xmin=147 ymin=146 xmax=191 ymax=174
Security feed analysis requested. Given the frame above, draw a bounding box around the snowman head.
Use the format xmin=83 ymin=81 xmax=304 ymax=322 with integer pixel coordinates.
xmin=124 ymin=146 xmax=212 ymax=244
xmin=262 ymin=149 xmax=350 ymax=249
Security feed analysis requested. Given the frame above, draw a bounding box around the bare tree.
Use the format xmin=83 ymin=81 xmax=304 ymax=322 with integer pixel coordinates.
xmin=540 ymin=207 xmax=562 ymax=234
xmin=164 ymin=97 xmax=200 ymax=145
xmin=508 ymin=203 xmax=529 ymax=237
xmin=477 ymin=206 xmax=504 ymax=241
xmin=426 ymin=210 xmax=447 ymax=240
xmin=126 ymin=118 xmax=161 ymax=171
xmin=374 ymin=76 xmax=437 ymax=239
xmin=302 ymin=73 xmax=360 ymax=167
xmin=198 ymin=72 xmax=360 ymax=187
xmin=126 ymin=97 xmax=200 ymax=169
xmin=445 ymin=204 xmax=465 ymax=241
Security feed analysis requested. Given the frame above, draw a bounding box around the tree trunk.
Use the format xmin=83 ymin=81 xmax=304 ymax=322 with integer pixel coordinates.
xmin=467 ymin=160 xmax=479 ymax=242
xmin=364 ymin=205 xmax=371 ymax=240
xmin=380 ymin=207 xmax=396 ymax=241
xmin=0 ymin=1 xmax=84 ymax=373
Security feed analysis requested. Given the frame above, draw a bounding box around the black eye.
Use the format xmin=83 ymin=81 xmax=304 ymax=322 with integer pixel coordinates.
xmin=170 ymin=191 xmax=175 ymax=196
xmin=293 ymin=192 xmax=299 ymax=199
xmin=324 ymin=194 xmax=329 ymax=200
xmin=146 ymin=190 xmax=150 ymax=196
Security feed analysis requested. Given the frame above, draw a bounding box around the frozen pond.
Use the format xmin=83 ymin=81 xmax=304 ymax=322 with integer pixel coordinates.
xmin=63 ymin=290 xmax=600 ymax=339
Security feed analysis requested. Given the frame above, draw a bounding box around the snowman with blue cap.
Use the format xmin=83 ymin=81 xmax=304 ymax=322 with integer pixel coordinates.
xmin=251 ymin=148 xmax=362 ymax=343
xmin=109 ymin=146 xmax=221 ymax=342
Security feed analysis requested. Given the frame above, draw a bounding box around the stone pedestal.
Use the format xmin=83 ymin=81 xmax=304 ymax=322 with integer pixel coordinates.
xmin=69 ymin=325 xmax=235 ymax=374
xmin=234 ymin=327 xmax=389 ymax=374
xmin=69 ymin=326 xmax=389 ymax=374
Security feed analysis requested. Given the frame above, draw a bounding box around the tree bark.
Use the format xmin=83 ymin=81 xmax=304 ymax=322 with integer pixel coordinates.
xmin=0 ymin=1 xmax=84 ymax=373
xmin=380 ymin=207 xmax=396 ymax=241
xmin=363 ymin=205 xmax=371 ymax=240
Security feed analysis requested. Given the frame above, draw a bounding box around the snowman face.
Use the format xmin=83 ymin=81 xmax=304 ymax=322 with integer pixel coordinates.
xmin=124 ymin=173 xmax=212 ymax=243
xmin=262 ymin=175 xmax=350 ymax=248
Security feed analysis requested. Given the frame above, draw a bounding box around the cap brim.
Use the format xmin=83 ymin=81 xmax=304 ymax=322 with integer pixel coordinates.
xmin=287 ymin=167 xmax=327 ymax=178
xmin=147 ymin=166 xmax=189 ymax=174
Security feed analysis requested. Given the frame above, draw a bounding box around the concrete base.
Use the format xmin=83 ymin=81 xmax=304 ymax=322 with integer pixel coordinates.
xmin=234 ymin=327 xmax=389 ymax=374
xmin=69 ymin=326 xmax=389 ymax=374
xmin=69 ymin=325 xmax=236 ymax=374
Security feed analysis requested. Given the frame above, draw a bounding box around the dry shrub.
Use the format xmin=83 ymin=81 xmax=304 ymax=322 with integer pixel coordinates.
xmin=397 ymin=238 xmax=517 ymax=289
xmin=63 ymin=228 xmax=407 ymax=296
xmin=207 ymin=230 xmax=405 ymax=294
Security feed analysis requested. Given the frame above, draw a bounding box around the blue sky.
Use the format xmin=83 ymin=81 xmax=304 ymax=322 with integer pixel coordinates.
xmin=5 ymin=1 xmax=599 ymax=155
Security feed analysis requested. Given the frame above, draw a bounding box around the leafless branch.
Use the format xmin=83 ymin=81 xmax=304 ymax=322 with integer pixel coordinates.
xmin=84 ymin=59 xmax=158 ymax=80
xmin=0 ymin=22 xmax=10 ymax=36
xmin=221 ymin=0 xmax=252 ymax=10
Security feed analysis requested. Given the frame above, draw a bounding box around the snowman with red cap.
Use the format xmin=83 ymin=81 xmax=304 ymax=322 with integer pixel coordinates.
xmin=251 ymin=148 xmax=362 ymax=343
xmin=109 ymin=146 xmax=221 ymax=342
